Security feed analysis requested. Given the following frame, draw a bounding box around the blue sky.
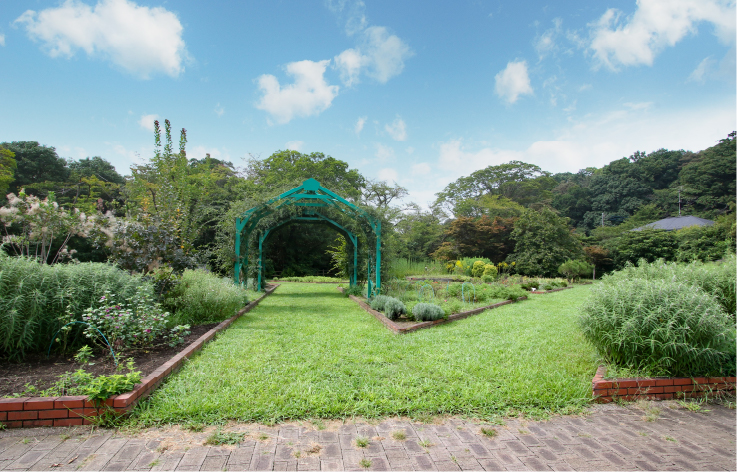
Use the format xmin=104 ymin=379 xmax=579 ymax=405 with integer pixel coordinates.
xmin=1 ymin=0 xmax=735 ymax=206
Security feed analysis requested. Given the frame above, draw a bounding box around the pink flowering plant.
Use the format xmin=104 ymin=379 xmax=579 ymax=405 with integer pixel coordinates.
xmin=82 ymin=288 xmax=190 ymax=351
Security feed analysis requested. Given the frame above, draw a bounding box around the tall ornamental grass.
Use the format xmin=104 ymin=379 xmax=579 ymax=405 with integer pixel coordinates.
xmin=164 ymin=269 xmax=249 ymax=326
xmin=387 ymin=258 xmax=446 ymax=279
xmin=607 ymin=255 xmax=736 ymax=317
xmin=579 ymin=261 xmax=736 ymax=377
xmin=0 ymin=253 xmax=148 ymax=360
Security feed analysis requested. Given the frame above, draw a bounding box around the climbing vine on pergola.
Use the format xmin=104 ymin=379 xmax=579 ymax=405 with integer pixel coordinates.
xmin=234 ymin=178 xmax=382 ymax=293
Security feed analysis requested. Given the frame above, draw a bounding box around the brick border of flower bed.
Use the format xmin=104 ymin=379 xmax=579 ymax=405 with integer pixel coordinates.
xmin=0 ymin=284 xmax=280 ymax=429
xmin=528 ymin=286 xmax=573 ymax=294
xmin=592 ymin=365 xmax=736 ymax=403
xmin=338 ymin=287 xmax=527 ymax=334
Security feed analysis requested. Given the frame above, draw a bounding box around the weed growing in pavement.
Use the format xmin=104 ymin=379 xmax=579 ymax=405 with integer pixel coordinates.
xmin=391 ymin=430 xmax=407 ymax=441
xmin=204 ymin=429 xmax=245 ymax=446
xmin=359 ymin=458 xmax=372 ymax=469
xmin=418 ymin=439 xmax=433 ymax=448
xmin=354 ymin=436 xmax=369 ymax=448
xmin=480 ymin=427 xmax=497 ymax=438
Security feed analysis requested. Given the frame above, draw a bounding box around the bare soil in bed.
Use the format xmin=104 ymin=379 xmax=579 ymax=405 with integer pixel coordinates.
xmin=0 ymin=322 xmax=219 ymax=397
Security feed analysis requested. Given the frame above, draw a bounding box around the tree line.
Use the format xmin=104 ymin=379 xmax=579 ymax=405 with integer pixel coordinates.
xmin=1 ymin=126 xmax=734 ymax=279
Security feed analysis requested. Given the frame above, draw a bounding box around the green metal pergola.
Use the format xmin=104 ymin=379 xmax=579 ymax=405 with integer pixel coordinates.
xmin=234 ymin=178 xmax=382 ymax=293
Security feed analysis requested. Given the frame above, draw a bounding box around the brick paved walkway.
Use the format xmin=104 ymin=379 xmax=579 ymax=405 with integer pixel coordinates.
xmin=0 ymin=400 xmax=734 ymax=471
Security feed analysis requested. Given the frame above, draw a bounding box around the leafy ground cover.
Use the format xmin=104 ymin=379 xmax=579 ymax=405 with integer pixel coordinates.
xmin=131 ymin=282 xmax=598 ymax=425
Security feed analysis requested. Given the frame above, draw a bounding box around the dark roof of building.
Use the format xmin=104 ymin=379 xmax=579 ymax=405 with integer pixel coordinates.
xmin=632 ymin=215 xmax=715 ymax=231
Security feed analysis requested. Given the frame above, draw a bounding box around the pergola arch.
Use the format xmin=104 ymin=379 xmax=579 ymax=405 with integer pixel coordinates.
xmin=234 ymin=178 xmax=381 ymax=293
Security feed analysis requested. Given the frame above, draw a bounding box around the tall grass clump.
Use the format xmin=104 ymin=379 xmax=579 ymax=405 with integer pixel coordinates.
xmin=579 ymin=277 xmax=735 ymax=377
xmin=388 ymin=258 xmax=446 ymax=279
xmin=0 ymin=253 xmax=148 ymax=360
xmin=163 ymin=269 xmax=249 ymax=325
xmin=608 ymin=255 xmax=736 ymax=317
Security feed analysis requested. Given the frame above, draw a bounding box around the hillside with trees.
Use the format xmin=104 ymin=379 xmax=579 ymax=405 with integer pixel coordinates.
xmin=1 ymin=128 xmax=734 ymax=280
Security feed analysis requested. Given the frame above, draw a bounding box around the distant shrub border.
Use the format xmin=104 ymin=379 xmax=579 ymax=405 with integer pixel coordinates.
xmin=338 ymin=287 xmax=526 ymax=334
xmin=0 ymin=284 xmax=279 ymax=429
xmin=592 ymin=365 xmax=736 ymax=403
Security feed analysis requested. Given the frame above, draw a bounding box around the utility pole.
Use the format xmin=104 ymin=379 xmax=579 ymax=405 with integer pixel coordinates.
xmin=678 ymin=187 xmax=682 ymax=216
xmin=601 ymin=212 xmax=605 ymax=227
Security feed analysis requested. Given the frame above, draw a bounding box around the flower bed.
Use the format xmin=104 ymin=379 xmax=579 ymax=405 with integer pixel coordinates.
xmin=0 ymin=284 xmax=279 ymax=429
xmin=592 ymin=365 xmax=736 ymax=403
xmin=339 ymin=287 xmax=526 ymax=334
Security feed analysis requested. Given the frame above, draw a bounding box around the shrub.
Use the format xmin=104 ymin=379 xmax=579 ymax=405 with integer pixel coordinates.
xmin=558 ymin=259 xmax=593 ymax=281
xmin=441 ymin=299 xmax=464 ymax=317
xmin=482 ymin=264 xmax=498 ymax=279
xmin=481 ymin=274 xmax=494 ymax=283
xmin=163 ymin=269 xmax=249 ymax=326
xmin=342 ymin=284 xmax=364 ymax=298
xmin=0 ymin=254 xmax=149 ymax=360
xmin=412 ymin=303 xmax=446 ymax=321
xmin=471 ymin=261 xmax=486 ymax=278
xmin=369 ymin=295 xmax=391 ymax=312
xmin=579 ymin=278 xmax=736 ymax=377
xmin=384 ymin=298 xmax=406 ymax=320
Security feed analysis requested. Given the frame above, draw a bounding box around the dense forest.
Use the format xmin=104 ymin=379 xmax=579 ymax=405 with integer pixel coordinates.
xmin=1 ymin=125 xmax=734 ymax=280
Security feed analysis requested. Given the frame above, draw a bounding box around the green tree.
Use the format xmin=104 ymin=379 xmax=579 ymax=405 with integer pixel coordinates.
xmin=0 ymin=141 xmax=70 ymax=194
xmin=432 ymin=215 xmax=516 ymax=263
xmin=0 ymin=147 xmax=17 ymax=197
xmin=434 ymin=161 xmax=550 ymax=216
xmin=394 ymin=204 xmax=444 ymax=260
xmin=606 ymin=229 xmax=678 ymax=269
xmin=508 ymin=207 xmax=583 ymax=276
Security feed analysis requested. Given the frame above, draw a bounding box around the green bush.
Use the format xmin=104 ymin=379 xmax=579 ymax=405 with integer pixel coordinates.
xmin=558 ymin=259 xmax=593 ymax=281
xmin=579 ymin=278 xmax=736 ymax=377
xmin=607 ymin=256 xmax=736 ymax=317
xmin=471 ymin=261 xmax=486 ymax=278
xmin=481 ymin=274 xmax=494 ymax=283
xmin=342 ymin=284 xmax=364 ymax=298
xmin=412 ymin=303 xmax=446 ymax=321
xmin=164 ymin=269 xmax=249 ymax=326
xmin=383 ymin=298 xmax=406 ymax=321
xmin=0 ymin=254 xmax=149 ymax=360
xmin=482 ymin=264 xmax=498 ymax=279
xmin=369 ymin=295 xmax=391 ymax=312
xmin=441 ymin=299 xmax=464 ymax=317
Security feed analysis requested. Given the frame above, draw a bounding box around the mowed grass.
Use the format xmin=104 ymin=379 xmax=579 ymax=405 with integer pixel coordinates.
xmin=132 ymin=283 xmax=598 ymax=425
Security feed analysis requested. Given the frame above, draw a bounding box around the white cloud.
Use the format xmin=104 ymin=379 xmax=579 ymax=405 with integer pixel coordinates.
xmin=411 ymin=163 xmax=431 ymax=175
xmin=138 ymin=113 xmax=159 ymax=132
xmin=362 ymin=26 xmax=413 ymax=83
xmin=589 ymin=0 xmax=736 ymax=70
xmin=375 ymin=143 xmax=395 ymax=161
xmin=285 ymin=141 xmax=304 ymax=151
xmin=334 ymin=48 xmax=366 ymax=86
xmin=377 ymin=167 xmax=399 ymax=182
xmin=384 ymin=116 xmax=407 ymax=141
xmin=326 ymin=0 xmax=367 ymax=36
xmin=256 ymin=59 xmax=339 ymax=124
xmin=494 ymin=60 xmax=534 ymax=104
xmin=333 ymin=26 xmax=413 ymax=86
xmin=687 ymin=56 xmax=716 ymax=83
xmin=405 ymin=146 xmax=415 ymax=154
xmin=15 ymin=0 xmax=188 ymax=78
xmin=0 ymin=34 xmax=5 ymax=47
xmin=535 ymin=18 xmax=562 ymax=59
xmin=189 ymin=145 xmax=228 ymax=161
xmin=436 ymin=102 xmax=735 ymax=180
xmin=355 ymin=116 xmax=367 ymax=135
xmin=214 ymin=103 xmax=224 ymax=117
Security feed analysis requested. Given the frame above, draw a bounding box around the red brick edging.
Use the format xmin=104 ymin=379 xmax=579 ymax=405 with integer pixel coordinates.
xmin=0 ymin=284 xmax=280 ymax=429
xmin=338 ymin=287 xmax=527 ymax=334
xmin=592 ymin=365 xmax=736 ymax=403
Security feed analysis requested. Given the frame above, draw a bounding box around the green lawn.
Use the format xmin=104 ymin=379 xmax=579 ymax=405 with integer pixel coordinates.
xmin=132 ymin=283 xmax=598 ymax=425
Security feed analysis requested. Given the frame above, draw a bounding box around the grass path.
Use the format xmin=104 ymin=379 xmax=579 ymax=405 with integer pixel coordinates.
xmin=133 ymin=283 xmax=598 ymax=425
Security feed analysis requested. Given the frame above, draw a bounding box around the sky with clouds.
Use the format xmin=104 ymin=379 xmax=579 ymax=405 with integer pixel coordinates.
xmin=1 ymin=0 xmax=734 ymax=207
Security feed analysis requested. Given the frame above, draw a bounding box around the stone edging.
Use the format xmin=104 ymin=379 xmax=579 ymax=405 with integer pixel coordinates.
xmin=0 ymin=284 xmax=280 ymax=429
xmin=338 ymin=287 xmax=527 ymax=334
xmin=592 ymin=365 xmax=736 ymax=403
